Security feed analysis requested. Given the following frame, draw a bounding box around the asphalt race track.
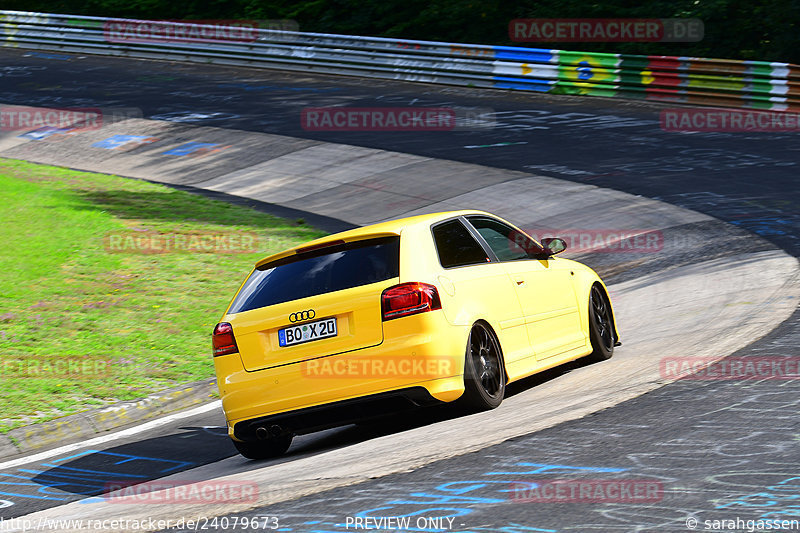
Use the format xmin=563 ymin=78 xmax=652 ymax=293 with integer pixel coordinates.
xmin=2 ymin=51 xmax=797 ymax=254
xmin=0 ymin=50 xmax=798 ymax=532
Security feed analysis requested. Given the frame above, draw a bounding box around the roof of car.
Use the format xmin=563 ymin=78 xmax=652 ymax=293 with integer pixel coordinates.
xmin=254 ymin=210 xmax=491 ymax=268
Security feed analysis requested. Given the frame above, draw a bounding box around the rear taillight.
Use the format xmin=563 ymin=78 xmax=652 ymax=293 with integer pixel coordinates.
xmin=381 ymin=282 xmax=442 ymax=321
xmin=212 ymin=322 xmax=238 ymax=356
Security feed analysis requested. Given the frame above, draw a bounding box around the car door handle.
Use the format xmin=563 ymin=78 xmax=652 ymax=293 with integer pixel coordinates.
xmin=515 ymin=279 xmax=525 ymax=286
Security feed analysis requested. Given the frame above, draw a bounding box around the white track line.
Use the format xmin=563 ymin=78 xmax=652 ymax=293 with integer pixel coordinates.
xmin=0 ymin=401 xmax=222 ymax=470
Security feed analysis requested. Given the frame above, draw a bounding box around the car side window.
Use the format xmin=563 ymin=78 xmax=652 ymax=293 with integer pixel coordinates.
xmin=432 ymin=219 xmax=491 ymax=268
xmin=466 ymin=216 xmax=544 ymax=261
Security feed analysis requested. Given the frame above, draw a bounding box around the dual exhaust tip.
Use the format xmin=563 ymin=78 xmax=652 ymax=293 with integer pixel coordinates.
xmin=255 ymin=424 xmax=285 ymax=441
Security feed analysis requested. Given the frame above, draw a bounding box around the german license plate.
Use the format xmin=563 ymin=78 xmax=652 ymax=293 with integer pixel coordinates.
xmin=278 ymin=317 xmax=337 ymax=347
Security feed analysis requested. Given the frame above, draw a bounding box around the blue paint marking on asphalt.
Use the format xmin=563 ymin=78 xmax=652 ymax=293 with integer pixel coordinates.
xmin=714 ymin=475 xmax=800 ymax=521
xmin=0 ymin=450 xmax=196 ymax=503
xmin=162 ymin=142 xmax=219 ymax=156
xmin=51 ymin=450 xmax=193 ymax=472
xmin=2 ymin=473 xmax=102 ymax=495
xmin=731 ymin=217 xmax=792 ymax=236
xmin=484 ymin=463 xmax=627 ymax=475
xmin=15 ymin=469 xmax=136 ymax=484
xmin=26 ymin=52 xmax=71 ymax=60
xmin=0 ymin=477 xmax=69 ymax=501
xmin=387 ymin=493 xmax=505 ymax=505
xmin=353 ymin=506 xmax=473 ymax=521
xmin=289 ymin=463 xmax=629 ymax=532
xmin=435 ymin=480 xmax=539 ymax=494
xmin=0 ymin=490 xmax=64 ymax=501
xmin=92 ymin=135 xmax=150 ymax=150
xmin=18 ymin=127 xmax=73 ymax=140
xmin=18 ymin=466 xmax=145 ymax=480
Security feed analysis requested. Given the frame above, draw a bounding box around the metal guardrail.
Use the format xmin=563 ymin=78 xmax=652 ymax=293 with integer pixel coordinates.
xmin=2 ymin=10 xmax=799 ymax=111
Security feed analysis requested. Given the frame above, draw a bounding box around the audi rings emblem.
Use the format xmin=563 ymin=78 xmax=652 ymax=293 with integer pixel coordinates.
xmin=289 ymin=310 xmax=315 ymax=323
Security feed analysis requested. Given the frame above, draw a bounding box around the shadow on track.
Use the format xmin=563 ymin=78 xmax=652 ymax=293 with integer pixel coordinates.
xmin=24 ymin=355 xmax=595 ymax=505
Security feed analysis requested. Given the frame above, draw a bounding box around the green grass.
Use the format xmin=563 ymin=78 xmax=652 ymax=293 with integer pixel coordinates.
xmin=0 ymin=158 xmax=326 ymax=432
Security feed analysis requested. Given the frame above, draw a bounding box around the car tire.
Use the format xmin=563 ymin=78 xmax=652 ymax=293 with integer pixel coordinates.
xmin=232 ymin=434 xmax=293 ymax=460
xmin=459 ymin=322 xmax=506 ymax=410
xmin=586 ymin=284 xmax=615 ymax=363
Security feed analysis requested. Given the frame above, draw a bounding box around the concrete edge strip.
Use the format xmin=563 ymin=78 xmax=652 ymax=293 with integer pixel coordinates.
xmin=0 ymin=379 xmax=217 ymax=461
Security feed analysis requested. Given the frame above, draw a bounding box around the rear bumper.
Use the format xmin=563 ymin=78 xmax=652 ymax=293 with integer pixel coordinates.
xmin=214 ymin=310 xmax=468 ymax=440
xmin=233 ymin=387 xmax=439 ymax=440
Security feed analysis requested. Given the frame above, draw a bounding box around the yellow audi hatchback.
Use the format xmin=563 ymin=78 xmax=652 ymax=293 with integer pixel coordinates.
xmin=212 ymin=210 xmax=620 ymax=459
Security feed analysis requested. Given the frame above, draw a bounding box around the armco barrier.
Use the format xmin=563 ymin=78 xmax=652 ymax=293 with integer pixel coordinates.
xmin=2 ymin=11 xmax=798 ymax=111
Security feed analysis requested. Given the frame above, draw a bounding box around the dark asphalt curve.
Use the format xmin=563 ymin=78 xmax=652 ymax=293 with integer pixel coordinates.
xmin=0 ymin=50 xmax=798 ymax=531
xmin=2 ymin=50 xmax=797 ymax=255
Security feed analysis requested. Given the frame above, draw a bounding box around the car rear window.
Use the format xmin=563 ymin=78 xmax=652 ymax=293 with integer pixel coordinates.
xmin=228 ymin=236 xmax=400 ymax=313
xmin=432 ymin=219 xmax=490 ymax=268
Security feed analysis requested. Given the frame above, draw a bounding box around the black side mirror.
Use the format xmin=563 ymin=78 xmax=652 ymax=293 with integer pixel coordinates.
xmin=541 ymin=237 xmax=567 ymax=256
